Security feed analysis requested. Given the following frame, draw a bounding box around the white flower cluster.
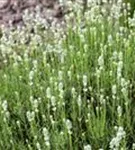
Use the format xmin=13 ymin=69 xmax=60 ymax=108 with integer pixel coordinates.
xmin=46 ymin=87 xmax=52 ymax=99
xmin=30 ymin=96 xmax=41 ymax=113
xmin=51 ymin=96 xmax=56 ymax=111
xmin=132 ymin=143 xmax=135 ymax=150
xmin=58 ymin=82 xmax=64 ymax=99
xmin=95 ymin=53 xmax=104 ymax=78
xmin=117 ymin=105 xmax=122 ymax=117
xmin=1 ymin=100 xmax=10 ymax=122
xmin=58 ymin=70 xmax=63 ymax=81
xmin=77 ymin=94 xmax=82 ymax=107
xmin=120 ymin=78 xmax=129 ymax=98
xmin=42 ymin=127 xmax=50 ymax=147
xmin=64 ymin=119 xmax=72 ymax=134
xmin=26 ymin=111 xmax=35 ymax=122
xmin=84 ymin=144 xmax=92 ymax=150
xmin=110 ymin=3 xmax=122 ymax=20
xmin=112 ymin=84 xmax=117 ymax=99
xmin=22 ymin=6 xmax=49 ymax=29
xmin=83 ymin=75 xmax=88 ymax=92
xmin=117 ymin=52 xmax=123 ymax=81
xmin=71 ymin=87 xmax=77 ymax=99
xmin=111 ymin=51 xmax=125 ymax=84
xmin=110 ymin=126 xmax=126 ymax=150
xmin=36 ymin=142 xmax=41 ymax=150
xmin=108 ymin=34 xmax=113 ymax=46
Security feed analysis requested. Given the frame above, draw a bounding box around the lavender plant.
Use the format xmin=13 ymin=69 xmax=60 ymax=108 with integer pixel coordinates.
xmin=0 ymin=0 xmax=135 ymax=149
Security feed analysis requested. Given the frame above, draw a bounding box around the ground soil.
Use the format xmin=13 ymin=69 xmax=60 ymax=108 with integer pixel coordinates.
xmin=0 ymin=0 xmax=64 ymax=27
